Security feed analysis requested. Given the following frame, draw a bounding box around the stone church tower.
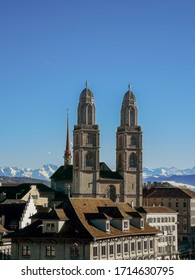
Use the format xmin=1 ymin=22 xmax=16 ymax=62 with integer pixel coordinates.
xmin=116 ymin=85 xmax=143 ymax=206
xmin=72 ymin=82 xmax=100 ymax=196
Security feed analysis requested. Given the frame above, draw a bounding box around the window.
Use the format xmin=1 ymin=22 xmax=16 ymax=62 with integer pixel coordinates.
xmin=109 ymin=245 xmax=114 ymax=255
xmin=129 ymin=153 xmax=137 ymax=168
xmin=106 ymin=221 xmax=110 ymax=232
xmin=138 ymin=242 xmax=141 ymax=251
xmin=131 ymin=242 xmax=135 ymax=252
xmin=124 ymin=243 xmax=128 ymax=253
xmin=117 ymin=244 xmax=121 ymax=254
xmin=183 ymin=202 xmax=186 ymax=207
xmin=144 ymin=241 xmax=147 ymax=250
xmin=85 ymin=151 xmax=94 ymax=168
xmin=130 ymin=107 xmax=135 ymax=126
xmin=176 ymin=202 xmax=179 ymax=207
xmin=101 ymin=245 xmax=106 ymax=256
xmin=46 ymin=223 xmax=55 ymax=232
xmin=22 ymin=246 xmax=31 ymax=256
xmin=46 ymin=246 xmax=55 ymax=257
xmin=93 ymin=246 xmax=98 ymax=257
xmin=149 ymin=240 xmax=153 ymax=250
xmin=123 ymin=220 xmax=129 ymax=231
xmin=131 ymin=135 xmax=136 ymax=146
xmin=88 ymin=104 xmax=93 ymax=125
xmin=70 ymin=243 xmax=79 ymax=257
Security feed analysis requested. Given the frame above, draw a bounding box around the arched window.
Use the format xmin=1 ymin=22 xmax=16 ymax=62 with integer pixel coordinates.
xmin=85 ymin=151 xmax=94 ymax=167
xmin=131 ymin=135 xmax=136 ymax=146
xmin=81 ymin=105 xmax=86 ymax=124
xmin=108 ymin=185 xmax=117 ymax=202
xmin=88 ymin=104 xmax=92 ymax=125
xmin=129 ymin=153 xmax=137 ymax=168
xmin=87 ymin=133 xmax=94 ymax=145
xmin=130 ymin=107 xmax=135 ymax=126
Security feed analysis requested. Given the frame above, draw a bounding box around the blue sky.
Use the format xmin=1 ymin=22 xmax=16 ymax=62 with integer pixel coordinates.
xmin=0 ymin=0 xmax=195 ymax=170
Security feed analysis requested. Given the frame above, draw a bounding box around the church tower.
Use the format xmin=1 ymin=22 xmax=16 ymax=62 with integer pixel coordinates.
xmin=72 ymin=82 xmax=100 ymax=197
xmin=116 ymin=85 xmax=143 ymax=206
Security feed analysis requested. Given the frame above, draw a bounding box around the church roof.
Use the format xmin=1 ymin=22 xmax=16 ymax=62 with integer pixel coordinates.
xmin=144 ymin=187 xmax=195 ymax=199
xmin=50 ymin=165 xmax=73 ymax=181
xmin=79 ymin=86 xmax=94 ymax=103
xmin=50 ymin=163 xmax=123 ymax=182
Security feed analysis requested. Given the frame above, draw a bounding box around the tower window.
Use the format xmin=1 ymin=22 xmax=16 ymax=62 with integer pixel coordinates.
xmin=129 ymin=153 xmax=137 ymax=168
xmin=85 ymin=151 xmax=95 ymax=168
xmin=130 ymin=107 xmax=135 ymax=126
xmin=131 ymin=135 xmax=136 ymax=146
xmin=88 ymin=104 xmax=92 ymax=125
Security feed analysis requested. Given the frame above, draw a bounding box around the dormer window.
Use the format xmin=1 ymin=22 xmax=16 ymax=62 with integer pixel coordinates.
xmin=123 ymin=220 xmax=129 ymax=231
xmin=140 ymin=219 xmax=144 ymax=229
xmin=106 ymin=221 xmax=110 ymax=232
xmin=46 ymin=222 xmax=55 ymax=232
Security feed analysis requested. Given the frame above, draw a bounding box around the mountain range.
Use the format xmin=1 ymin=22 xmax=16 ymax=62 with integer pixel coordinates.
xmin=1 ymin=164 xmax=195 ymax=188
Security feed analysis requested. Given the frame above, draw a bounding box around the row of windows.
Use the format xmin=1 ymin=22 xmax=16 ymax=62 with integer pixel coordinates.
xmin=156 ymin=225 xmax=176 ymax=232
xmin=159 ymin=235 xmax=176 ymax=243
xmin=158 ymin=246 xmax=176 ymax=253
xmin=22 ymin=243 xmax=79 ymax=257
xmin=147 ymin=217 xmax=175 ymax=223
xmin=93 ymin=240 xmax=154 ymax=257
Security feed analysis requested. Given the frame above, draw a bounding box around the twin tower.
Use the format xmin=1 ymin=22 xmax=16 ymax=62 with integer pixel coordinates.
xmin=52 ymin=83 xmax=143 ymax=207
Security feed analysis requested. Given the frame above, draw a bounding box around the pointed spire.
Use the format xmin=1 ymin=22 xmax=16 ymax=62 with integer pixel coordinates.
xmin=85 ymin=80 xmax=89 ymax=90
xmin=128 ymin=83 xmax=131 ymax=93
xmin=64 ymin=109 xmax=71 ymax=168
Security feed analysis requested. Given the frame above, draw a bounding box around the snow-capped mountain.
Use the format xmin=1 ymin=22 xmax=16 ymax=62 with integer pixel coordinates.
xmin=143 ymin=166 xmax=195 ymax=178
xmin=0 ymin=164 xmax=58 ymax=181
xmin=1 ymin=165 xmax=195 ymax=187
xmin=143 ymin=166 xmax=195 ymax=188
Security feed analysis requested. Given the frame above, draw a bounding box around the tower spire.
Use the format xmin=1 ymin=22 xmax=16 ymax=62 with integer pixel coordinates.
xmin=64 ymin=109 xmax=71 ymax=168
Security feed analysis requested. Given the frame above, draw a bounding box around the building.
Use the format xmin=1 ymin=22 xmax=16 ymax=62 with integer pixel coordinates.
xmin=0 ymin=183 xmax=61 ymax=208
xmin=137 ymin=206 xmax=179 ymax=259
xmin=143 ymin=185 xmax=195 ymax=257
xmin=51 ymin=83 xmax=143 ymax=207
xmin=11 ymin=197 xmax=162 ymax=260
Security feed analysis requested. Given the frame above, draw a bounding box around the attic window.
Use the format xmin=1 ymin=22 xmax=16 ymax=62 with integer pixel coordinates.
xmin=123 ymin=220 xmax=129 ymax=231
xmin=46 ymin=223 xmax=55 ymax=232
xmin=106 ymin=221 xmax=110 ymax=232
xmin=140 ymin=219 xmax=144 ymax=229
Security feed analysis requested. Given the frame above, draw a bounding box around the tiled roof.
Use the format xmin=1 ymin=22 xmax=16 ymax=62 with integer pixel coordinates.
xmin=31 ymin=208 xmax=68 ymax=221
xmin=69 ymin=198 xmax=160 ymax=240
xmin=11 ymin=198 xmax=160 ymax=241
xmin=144 ymin=187 xmax=195 ymax=198
xmin=137 ymin=206 xmax=177 ymax=214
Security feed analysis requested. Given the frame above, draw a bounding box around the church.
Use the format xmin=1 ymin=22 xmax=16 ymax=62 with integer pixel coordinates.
xmin=51 ymin=83 xmax=143 ymax=207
